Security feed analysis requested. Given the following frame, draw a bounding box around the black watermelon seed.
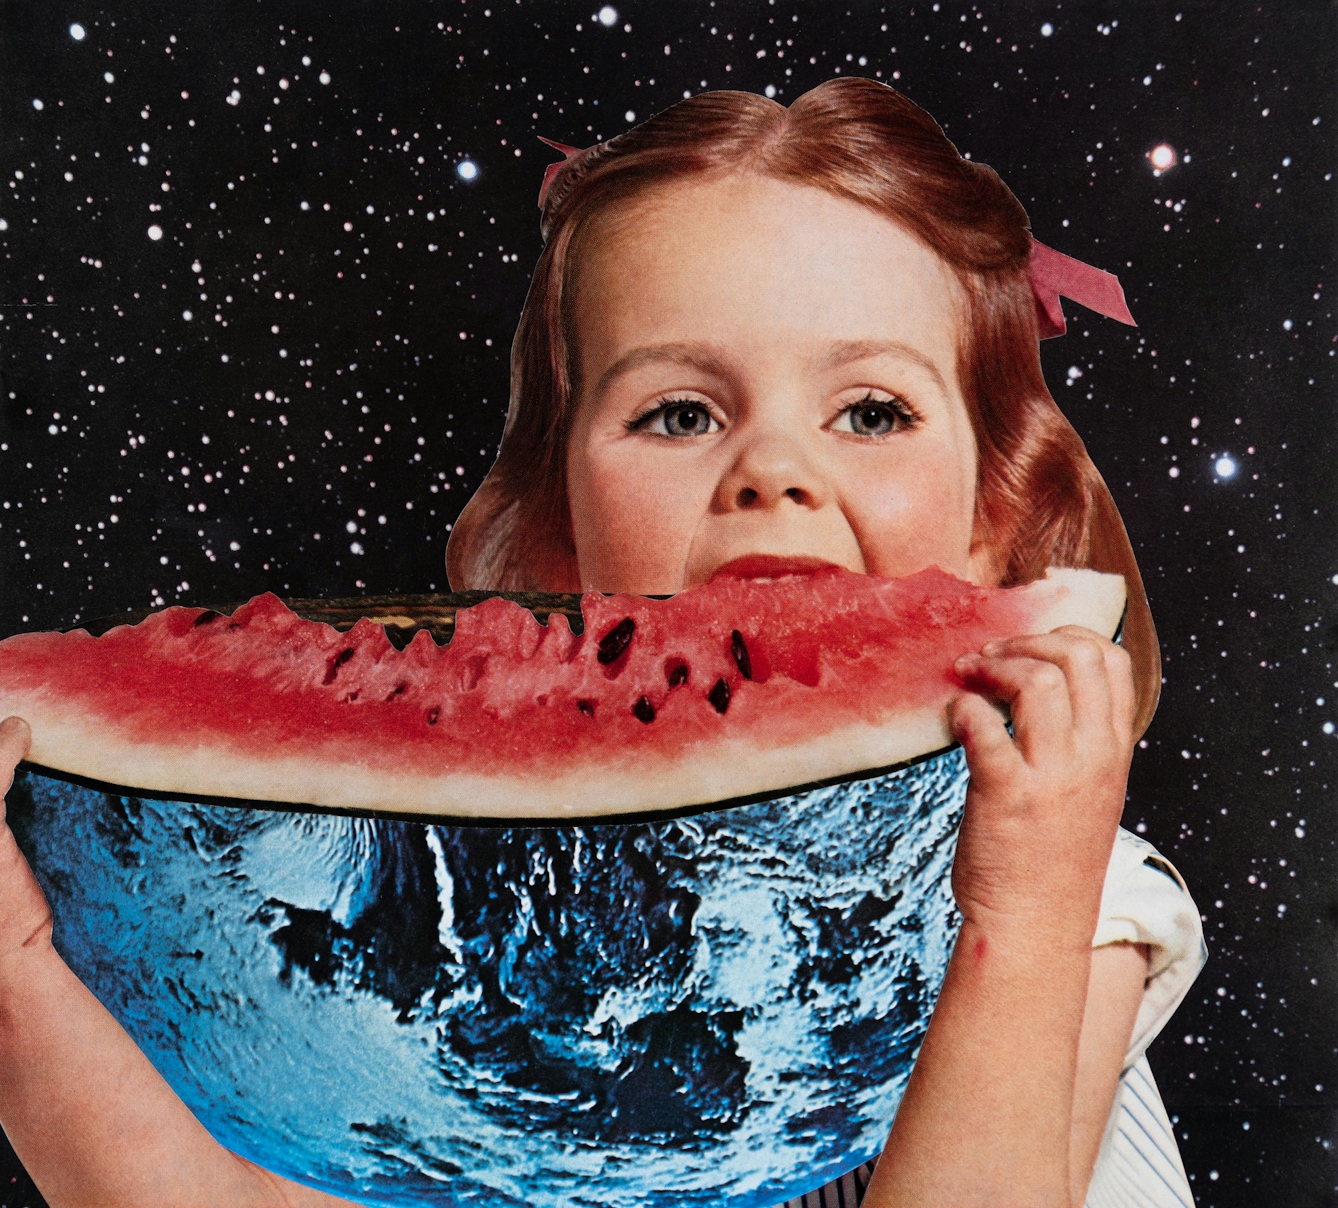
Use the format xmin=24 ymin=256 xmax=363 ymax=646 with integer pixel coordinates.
xmin=322 ymin=647 xmax=356 ymax=685
xmin=192 ymin=609 xmax=222 ymax=627
xmin=425 ymin=707 xmax=440 ymax=726
xmin=633 ymin=695 xmax=656 ymax=724
xmin=666 ymin=660 xmax=689 ymax=688
xmin=577 ymin=699 xmax=596 ymax=717
xmin=708 ymin=678 xmax=731 ymax=714
xmin=597 ymin=617 xmax=636 ymax=665
xmin=730 ymin=630 xmax=753 ymax=680
xmin=384 ymin=682 xmax=407 ymax=701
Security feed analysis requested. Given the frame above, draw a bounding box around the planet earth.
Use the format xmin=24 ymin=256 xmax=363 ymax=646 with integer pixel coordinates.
xmin=11 ymin=749 xmax=967 ymax=1208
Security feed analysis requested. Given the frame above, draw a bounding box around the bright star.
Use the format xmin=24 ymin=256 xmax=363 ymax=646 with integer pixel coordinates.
xmin=1149 ymin=144 xmax=1177 ymax=171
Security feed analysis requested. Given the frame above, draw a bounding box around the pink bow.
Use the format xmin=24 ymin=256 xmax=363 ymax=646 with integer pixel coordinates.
xmin=1028 ymin=240 xmax=1136 ymax=338
xmin=537 ymin=138 xmax=585 ymax=208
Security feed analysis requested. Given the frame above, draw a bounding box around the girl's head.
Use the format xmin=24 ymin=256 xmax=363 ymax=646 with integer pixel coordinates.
xmin=447 ymin=77 xmax=1159 ymax=729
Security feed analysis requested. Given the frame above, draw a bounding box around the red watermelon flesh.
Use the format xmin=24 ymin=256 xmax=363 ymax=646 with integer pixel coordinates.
xmin=0 ymin=566 xmax=1124 ymax=819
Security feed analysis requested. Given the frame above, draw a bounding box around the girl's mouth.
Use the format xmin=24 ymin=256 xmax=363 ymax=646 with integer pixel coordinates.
xmin=709 ymin=554 xmax=846 ymax=582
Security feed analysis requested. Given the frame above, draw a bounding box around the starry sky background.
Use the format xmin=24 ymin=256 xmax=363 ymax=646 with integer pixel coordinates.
xmin=0 ymin=2 xmax=1334 ymax=1204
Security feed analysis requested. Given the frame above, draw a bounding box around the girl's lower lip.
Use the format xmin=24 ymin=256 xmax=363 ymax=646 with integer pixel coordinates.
xmin=709 ymin=555 xmax=844 ymax=581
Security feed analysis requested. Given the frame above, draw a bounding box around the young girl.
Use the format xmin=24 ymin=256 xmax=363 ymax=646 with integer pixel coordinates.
xmin=0 ymin=79 xmax=1203 ymax=1207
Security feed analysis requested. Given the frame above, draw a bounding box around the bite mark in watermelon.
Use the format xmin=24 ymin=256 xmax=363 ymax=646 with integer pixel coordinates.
xmin=0 ymin=567 xmax=1124 ymax=819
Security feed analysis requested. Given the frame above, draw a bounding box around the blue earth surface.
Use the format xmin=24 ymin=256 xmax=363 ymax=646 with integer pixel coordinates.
xmin=12 ymin=750 xmax=967 ymax=1208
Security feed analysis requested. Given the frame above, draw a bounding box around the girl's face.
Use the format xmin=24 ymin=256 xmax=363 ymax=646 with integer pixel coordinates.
xmin=565 ymin=174 xmax=1000 ymax=595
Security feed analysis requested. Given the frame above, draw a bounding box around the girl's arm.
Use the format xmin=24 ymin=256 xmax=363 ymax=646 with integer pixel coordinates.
xmin=1070 ymin=940 xmax=1149 ymax=1203
xmin=865 ymin=628 xmax=1141 ymax=1208
xmin=0 ymin=717 xmax=355 ymax=1208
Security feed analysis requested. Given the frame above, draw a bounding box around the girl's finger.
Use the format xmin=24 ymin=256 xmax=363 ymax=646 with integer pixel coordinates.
xmin=978 ymin=628 xmax=1115 ymax=737
xmin=0 ymin=717 xmax=33 ymax=800
xmin=1101 ymin=640 xmax=1138 ymax=737
xmin=955 ymin=650 xmax=1073 ymax=763
xmin=947 ymin=690 xmax=1020 ymax=794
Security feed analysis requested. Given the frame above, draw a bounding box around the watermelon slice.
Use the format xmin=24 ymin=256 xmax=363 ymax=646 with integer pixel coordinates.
xmin=0 ymin=567 xmax=1124 ymax=820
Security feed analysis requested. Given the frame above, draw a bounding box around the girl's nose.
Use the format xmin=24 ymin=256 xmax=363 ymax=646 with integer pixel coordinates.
xmin=715 ymin=433 xmax=829 ymax=512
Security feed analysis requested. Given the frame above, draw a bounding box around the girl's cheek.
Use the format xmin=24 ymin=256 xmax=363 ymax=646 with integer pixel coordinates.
xmin=844 ymin=462 xmax=976 ymax=580
xmin=574 ymin=456 xmax=705 ymax=592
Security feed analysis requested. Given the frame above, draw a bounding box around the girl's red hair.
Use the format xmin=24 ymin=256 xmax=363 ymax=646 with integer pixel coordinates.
xmin=447 ymin=78 xmax=1159 ymax=733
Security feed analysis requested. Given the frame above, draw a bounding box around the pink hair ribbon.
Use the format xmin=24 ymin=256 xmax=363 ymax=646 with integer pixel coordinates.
xmin=1028 ymin=239 xmax=1136 ymax=339
xmin=537 ymin=138 xmax=585 ymax=208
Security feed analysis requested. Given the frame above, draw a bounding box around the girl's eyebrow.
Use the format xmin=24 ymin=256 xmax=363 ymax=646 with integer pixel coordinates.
xmin=818 ymin=339 xmax=949 ymax=392
xmin=593 ymin=339 xmax=949 ymax=399
xmin=595 ymin=343 xmax=731 ymax=396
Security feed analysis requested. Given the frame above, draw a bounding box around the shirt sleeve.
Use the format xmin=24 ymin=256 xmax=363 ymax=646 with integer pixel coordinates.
xmin=1092 ymin=828 xmax=1208 ymax=1069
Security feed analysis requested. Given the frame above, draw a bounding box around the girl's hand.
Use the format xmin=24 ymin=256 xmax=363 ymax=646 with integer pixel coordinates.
xmin=0 ymin=717 xmax=52 ymax=965
xmin=948 ymin=627 xmax=1136 ymax=953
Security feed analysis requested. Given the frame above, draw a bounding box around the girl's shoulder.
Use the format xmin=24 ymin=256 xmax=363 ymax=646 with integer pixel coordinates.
xmin=1097 ymin=827 xmax=1202 ymax=967
xmin=1107 ymin=827 xmax=1191 ymax=894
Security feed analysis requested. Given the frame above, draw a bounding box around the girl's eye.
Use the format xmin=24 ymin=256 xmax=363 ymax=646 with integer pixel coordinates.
xmin=635 ymin=400 xmax=720 ymax=437
xmin=833 ymin=397 xmax=915 ymax=437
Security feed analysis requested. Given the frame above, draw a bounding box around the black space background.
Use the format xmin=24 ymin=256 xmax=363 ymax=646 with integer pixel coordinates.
xmin=0 ymin=2 xmax=1335 ymax=1205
